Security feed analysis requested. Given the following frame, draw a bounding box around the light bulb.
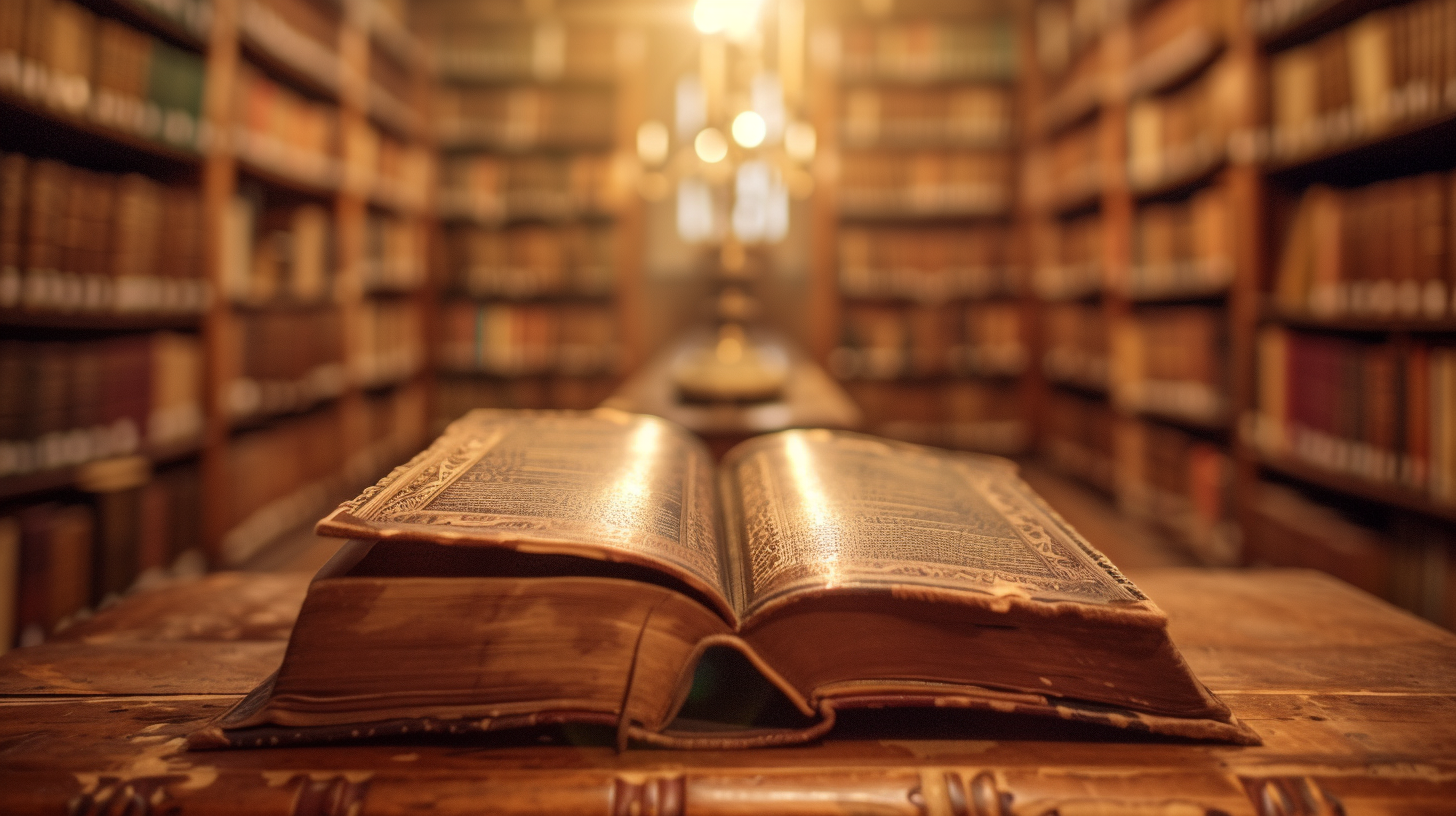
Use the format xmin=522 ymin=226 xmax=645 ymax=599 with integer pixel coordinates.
xmin=636 ymin=120 xmax=669 ymax=166
xmin=694 ymin=127 xmax=728 ymax=163
xmin=731 ymin=111 xmax=766 ymax=148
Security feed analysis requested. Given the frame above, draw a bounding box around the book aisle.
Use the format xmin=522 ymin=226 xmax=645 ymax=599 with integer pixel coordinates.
xmin=2 ymin=0 xmax=1456 ymax=811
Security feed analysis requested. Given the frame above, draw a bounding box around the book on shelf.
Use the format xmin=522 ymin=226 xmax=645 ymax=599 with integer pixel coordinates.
xmin=0 ymin=153 xmax=207 ymax=315
xmin=1126 ymin=57 xmax=1240 ymax=191
xmin=0 ymin=1 xmax=208 ymax=153
xmin=1273 ymin=171 xmax=1454 ymax=320
xmin=362 ymin=213 xmax=424 ymax=293
xmin=841 ymin=85 xmax=1012 ymax=149
xmin=238 ymin=0 xmax=342 ymax=95
xmin=438 ymin=86 xmax=616 ymax=150
xmin=431 ymin=23 xmax=618 ymax=83
xmin=439 ymin=300 xmax=619 ymax=377
xmin=1253 ymin=326 xmax=1456 ymax=507
xmin=233 ymin=63 xmax=341 ymax=190
xmin=1033 ymin=0 xmax=1114 ymax=80
xmin=1044 ymin=390 xmax=1117 ymax=493
xmin=1117 ymin=418 xmax=1237 ymax=565
xmin=1042 ymin=301 xmax=1108 ymax=390
xmin=447 ymin=223 xmax=616 ymax=299
xmin=436 ymin=375 xmax=619 ymax=422
xmin=1127 ymin=184 xmax=1232 ymax=298
xmin=0 ymin=332 xmax=203 ymax=479
xmin=949 ymin=302 xmax=1026 ymax=377
xmin=1112 ymin=307 xmax=1228 ymax=425
xmin=354 ymin=300 xmax=424 ymax=389
xmin=439 ymin=154 xmax=620 ymax=223
xmin=221 ymin=193 xmax=334 ymax=305
xmin=839 ymin=19 xmax=1016 ymax=83
xmin=1128 ymin=0 xmax=1236 ymax=95
xmin=1050 ymin=122 xmax=1102 ymax=209
xmin=1268 ymin=0 xmax=1456 ymax=164
xmin=838 ymin=150 xmax=1013 ymax=217
xmin=838 ymin=225 xmax=1013 ymax=303
xmin=1032 ymin=212 xmax=1103 ymax=300
xmin=190 ymin=409 xmax=1256 ymax=750
xmin=832 ymin=302 xmax=949 ymax=380
xmin=226 ymin=309 xmax=345 ymax=422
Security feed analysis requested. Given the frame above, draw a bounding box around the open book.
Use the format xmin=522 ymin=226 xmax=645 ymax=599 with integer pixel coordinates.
xmin=191 ymin=409 xmax=1258 ymax=749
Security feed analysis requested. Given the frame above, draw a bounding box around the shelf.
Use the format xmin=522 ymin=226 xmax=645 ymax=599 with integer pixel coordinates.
xmin=0 ymin=437 xmax=203 ymax=503
xmin=1263 ymin=105 xmax=1456 ymax=181
xmin=1127 ymin=29 xmax=1224 ymax=99
xmin=238 ymin=12 xmax=342 ymax=102
xmin=1131 ymin=405 xmax=1231 ymax=435
xmin=1253 ymin=0 xmax=1406 ymax=51
xmin=228 ymin=391 xmax=344 ymax=435
xmin=1046 ymin=374 xmax=1110 ymax=397
xmin=837 ymin=201 xmax=1012 ymax=222
xmin=438 ymin=364 xmax=619 ymax=380
xmin=1258 ymin=452 xmax=1456 ymax=525
xmin=1039 ymin=81 xmax=1101 ymax=138
xmin=1123 ymin=279 xmax=1232 ymax=304
xmin=839 ymin=291 xmax=1018 ymax=307
xmin=1129 ymin=150 xmax=1225 ymax=200
xmin=437 ymin=203 xmax=618 ymax=227
xmin=1261 ymin=307 xmax=1456 ymax=334
xmin=235 ymin=146 xmax=342 ymax=198
xmin=0 ymin=88 xmax=201 ymax=172
xmin=228 ymin=298 xmax=338 ymax=313
xmin=77 ymin=0 xmax=209 ymax=53
xmin=0 ymin=309 xmax=204 ymax=332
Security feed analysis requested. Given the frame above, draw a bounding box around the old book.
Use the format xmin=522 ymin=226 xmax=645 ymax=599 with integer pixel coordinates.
xmin=193 ymin=410 xmax=1258 ymax=750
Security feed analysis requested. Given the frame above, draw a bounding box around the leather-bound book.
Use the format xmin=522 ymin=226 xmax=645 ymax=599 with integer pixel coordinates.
xmin=192 ymin=409 xmax=1259 ymax=750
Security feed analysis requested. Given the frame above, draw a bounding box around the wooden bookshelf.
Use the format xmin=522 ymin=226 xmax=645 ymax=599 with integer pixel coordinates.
xmin=810 ymin=1 xmax=1029 ymax=456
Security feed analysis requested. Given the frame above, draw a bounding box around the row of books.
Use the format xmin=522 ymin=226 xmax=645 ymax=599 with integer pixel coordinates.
xmin=845 ymin=380 xmax=1028 ymax=455
xmin=837 ymin=150 xmax=1013 ymax=218
xmin=1252 ymin=327 xmax=1456 ymax=506
xmin=366 ymin=36 xmax=420 ymax=137
xmin=1119 ymin=417 xmax=1239 ymax=565
xmin=0 ymin=0 xmax=208 ymax=152
xmin=0 ymin=461 xmax=203 ymax=650
xmin=1126 ymin=57 xmax=1239 ymax=190
xmin=239 ymin=0 xmax=342 ymax=96
xmin=1273 ymin=171 xmax=1456 ymax=321
xmin=222 ymin=385 xmax=426 ymax=565
xmin=1043 ymin=389 xmax=1116 ymax=493
xmin=226 ymin=309 xmax=345 ymax=423
xmin=1 ymin=153 xmax=207 ymax=316
xmin=840 ymin=86 xmax=1013 ymax=149
xmin=830 ymin=303 xmax=1027 ymax=381
xmin=435 ymin=376 xmax=619 ymax=424
xmin=0 ymin=332 xmax=203 ymax=479
xmin=233 ymin=63 xmax=340 ymax=191
xmin=1129 ymin=0 xmax=1235 ymax=90
xmin=129 ymin=0 xmax=213 ymax=42
xmin=1043 ymin=302 xmax=1109 ymax=390
xmin=431 ymin=24 xmax=618 ymax=83
xmin=838 ymin=225 xmax=1016 ymax=303
xmin=1268 ymin=0 xmax=1456 ymax=165
xmin=1032 ymin=212 xmax=1103 ymax=300
xmin=1032 ymin=0 xmax=1118 ymax=79
xmin=1045 ymin=122 xmax=1102 ymax=210
xmin=446 ymin=224 xmax=615 ymax=300
xmin=437 ymin=87 xmax=616 ymax=151
xmin=363 ymin=213 xmax=425 ymax=294
xmin=439 ymin=301 xmax=619 ymax=377
xmin=838 ymin=21 xmax=1016 ymax=83
xmin=439 ymin=154 xmax=620 ymax=224
xmin=1112 ymin=306 xmax=1228 ymax=426
xmin=1127 ymin=184 xmax=1232 ymax=299
xmin=348 ymin=124 xmax=431 ymax=213
xmin=354 ymin=300 xmax=424 ymax=389
xmin=1245 ymin=480 xmax=1456 ymax=629
xmin=222 ymin=195 xmax=334 ymax=306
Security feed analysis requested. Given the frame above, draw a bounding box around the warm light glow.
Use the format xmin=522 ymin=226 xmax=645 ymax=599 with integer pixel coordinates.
xmin=694 ymin=127 xmax=728 ymax=163
xmin=693 ymin=0 xmax=759 ymax=36
xmin=784 ymin=432 xmax=839 ymax=583
xmin=636 ymin=120 xmax=669 ymax=166
xmin=785 ymin=120 xmax=817 ymax=163
xmin=731 ymin=111 xmax=766 ymax=148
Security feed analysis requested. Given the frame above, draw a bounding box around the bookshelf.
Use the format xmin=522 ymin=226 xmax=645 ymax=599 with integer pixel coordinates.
xmin=417 ymin=6 xmax=642 ymax=429
xmin=1025 ymin=0 xmax=1255 ymax=566
xmin=811 ymin=1 xmax=1028 ymax=456
xmin=0 ymin=0 xmax=434 ymax=651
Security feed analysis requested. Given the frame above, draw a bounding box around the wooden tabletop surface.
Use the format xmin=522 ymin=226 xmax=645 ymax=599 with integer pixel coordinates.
xmin=2 ymin=568 xmax=1454 ymax=814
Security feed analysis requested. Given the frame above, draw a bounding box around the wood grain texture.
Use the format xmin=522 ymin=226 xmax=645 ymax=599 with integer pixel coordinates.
xmin=1 ymin=568 xmax=1454 ymax=814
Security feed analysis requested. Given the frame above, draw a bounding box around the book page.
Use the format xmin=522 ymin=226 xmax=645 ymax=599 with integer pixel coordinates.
xmin=317 ymin=409 xmax=732 ymax=622
xmin=721 ymin=430 xmax=1145 ymax=619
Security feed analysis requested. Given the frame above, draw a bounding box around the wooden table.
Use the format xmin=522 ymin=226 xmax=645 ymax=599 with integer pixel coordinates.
xmin=2 ymin=568 xmax=1455 ymax=814
xmin=601 ymin=328 xmax=862 ymax=459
